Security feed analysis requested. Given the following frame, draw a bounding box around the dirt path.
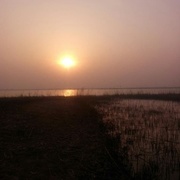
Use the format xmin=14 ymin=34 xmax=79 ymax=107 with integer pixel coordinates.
xmin=0 ymin=97 xmax=128 ymax=179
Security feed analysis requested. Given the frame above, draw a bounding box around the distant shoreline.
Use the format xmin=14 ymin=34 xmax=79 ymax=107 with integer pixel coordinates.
xmin=0 ymin=93 xmax=180 ymax=102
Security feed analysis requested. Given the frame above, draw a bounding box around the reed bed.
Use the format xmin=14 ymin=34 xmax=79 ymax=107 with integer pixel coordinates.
xmin=96 ymin=99 xmax=180 ymax=180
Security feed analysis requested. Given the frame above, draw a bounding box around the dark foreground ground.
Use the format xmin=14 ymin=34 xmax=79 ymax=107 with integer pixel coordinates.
xmin=0 ymin=96 xmax=130 ymax=180
xmin=1 ymin=94 xmax=179 ymax=180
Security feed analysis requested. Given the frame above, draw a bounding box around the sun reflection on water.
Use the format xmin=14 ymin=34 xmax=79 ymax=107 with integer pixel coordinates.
xmin=63 ymin=89 xmax=77 ymax=97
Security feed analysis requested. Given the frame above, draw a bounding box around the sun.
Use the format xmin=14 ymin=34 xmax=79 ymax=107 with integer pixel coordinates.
xmin=60 ymin=56 xmax=75 ymax=68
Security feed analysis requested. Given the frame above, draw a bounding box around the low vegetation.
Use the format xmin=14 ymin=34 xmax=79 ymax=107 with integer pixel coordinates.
xmin=96 ymin=95 xmax=180 ymax=180
xmin=0 ymin=93 xmax=179 ymax=179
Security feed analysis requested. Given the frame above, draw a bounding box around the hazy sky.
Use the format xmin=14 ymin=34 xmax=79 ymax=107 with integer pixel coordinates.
xmin=0 ymin=0 xmax=180 ymax=89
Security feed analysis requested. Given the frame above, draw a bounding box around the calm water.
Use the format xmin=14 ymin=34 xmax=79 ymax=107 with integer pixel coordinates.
xmin=0 ymin=88 xmax=180 ymax=97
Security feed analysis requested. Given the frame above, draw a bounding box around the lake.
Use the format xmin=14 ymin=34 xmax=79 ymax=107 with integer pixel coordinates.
xmin=0 ymin=87 xmax=180 ymax=97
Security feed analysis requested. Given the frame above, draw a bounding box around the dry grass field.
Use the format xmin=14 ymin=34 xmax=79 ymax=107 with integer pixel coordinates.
xmin=0 ymin=94 xmax=179 ymax=179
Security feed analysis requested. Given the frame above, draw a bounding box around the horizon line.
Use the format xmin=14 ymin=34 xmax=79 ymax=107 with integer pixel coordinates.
xmin=0 ymin=86 xmax=180 ymax=91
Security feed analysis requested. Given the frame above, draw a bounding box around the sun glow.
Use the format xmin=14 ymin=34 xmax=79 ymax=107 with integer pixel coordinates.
xmin=60 ymin=56 xmax=76 ymax=68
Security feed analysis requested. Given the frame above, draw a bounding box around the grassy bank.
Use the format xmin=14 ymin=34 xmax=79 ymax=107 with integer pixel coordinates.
xmin=0 ymin=94 xmax=179 ymax=179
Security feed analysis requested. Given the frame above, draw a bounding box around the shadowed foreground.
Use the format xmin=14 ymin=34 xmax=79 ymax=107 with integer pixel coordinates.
xmin=0 ymin=96 xmax=128 ymax=179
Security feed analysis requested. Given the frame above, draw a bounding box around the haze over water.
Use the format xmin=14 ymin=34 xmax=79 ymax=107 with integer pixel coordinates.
xmin=0 ymin=0 xmax=180 ymax=89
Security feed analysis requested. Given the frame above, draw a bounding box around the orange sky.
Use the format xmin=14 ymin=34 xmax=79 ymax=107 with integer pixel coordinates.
xmin=0 ymin=0 xmax=180 ymax=89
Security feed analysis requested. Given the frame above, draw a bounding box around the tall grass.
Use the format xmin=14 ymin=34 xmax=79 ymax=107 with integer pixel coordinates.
xmin=96 ymin=99 xmax=180 ymax=180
